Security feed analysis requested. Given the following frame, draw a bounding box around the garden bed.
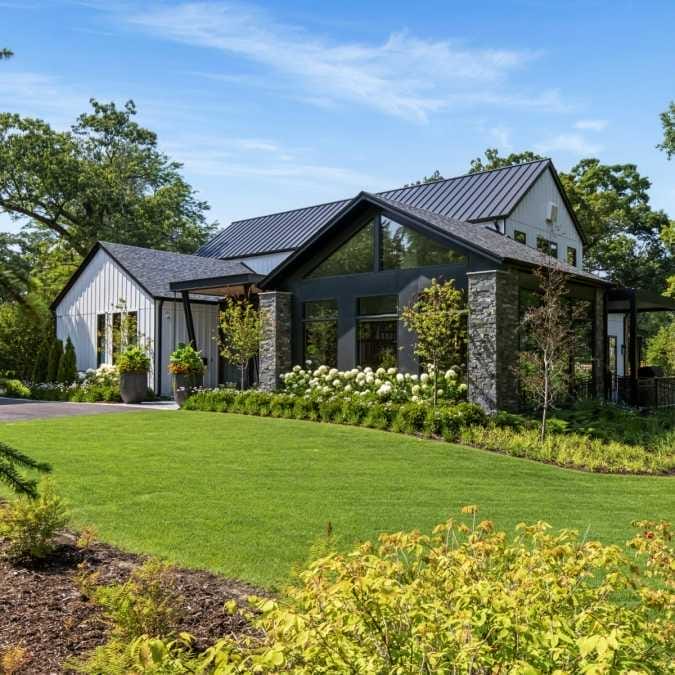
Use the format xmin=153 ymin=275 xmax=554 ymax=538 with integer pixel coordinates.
xmin=0 ymin=532 xmax=261 ymax=674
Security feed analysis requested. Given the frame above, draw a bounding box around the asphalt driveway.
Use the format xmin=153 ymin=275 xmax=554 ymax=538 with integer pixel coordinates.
xmin=0 ymin=398 xmax=174 ymax=422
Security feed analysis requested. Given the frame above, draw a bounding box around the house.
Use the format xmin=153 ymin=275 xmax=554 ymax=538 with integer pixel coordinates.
xmin=52 ymin=159 xmax=674 ymax=410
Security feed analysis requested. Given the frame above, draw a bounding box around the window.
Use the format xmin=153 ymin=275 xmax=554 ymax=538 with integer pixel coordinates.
xmin=380 ymin=216 xmax=465 ymax=269
xmin=536 ymin=237 xmax=558 ymax=258
xmin=514 ymin=230 xmax=527 ymax=245
xmin=111 ymin=311 xmax=138 ymax=364
xmin=566 ymin=246 xmax=577 ymax=267
xmin=357 ymin=295 xmax=398 ymax=369
xmin=96 ymin=314 xmax=106 ymax=367
xmin=308 ymin=220 xmax=375 ymax=278
xmin=303 ymin=300 xmax=338 ymax=368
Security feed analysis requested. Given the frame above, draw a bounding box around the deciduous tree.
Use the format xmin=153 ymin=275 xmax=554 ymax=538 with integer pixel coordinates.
xmin=218 ymin=298 xmax=263 ymax=391
xmin=401 ymin=278 xmax=467 ymax=408
xmin=0 ymin=99 xmax=215 ymax=256
xmin=518 ymin=266 xmax=583 ymax=440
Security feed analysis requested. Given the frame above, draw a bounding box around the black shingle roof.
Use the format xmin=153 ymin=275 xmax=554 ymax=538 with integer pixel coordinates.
xmin=198 ymin=159 xmax=555 ymax=259
xmin=371 ymin=196 xmax=604 ymax=283
xmin=99 ymin=242 xmax=253 ymax=299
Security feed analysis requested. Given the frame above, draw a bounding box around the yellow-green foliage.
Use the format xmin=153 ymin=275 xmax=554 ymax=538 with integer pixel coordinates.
xmin=460 ymin=425 xmax=675 ymax=475
xmin=70 ymin=559 xmax=186 ymax=674
xmin=0 ymin=377 xmax=30 ymax=398
xmin=0 ymin=478 xmax=68 ymax=559
xmin=133 ymin=512 xmax=673 ymax=673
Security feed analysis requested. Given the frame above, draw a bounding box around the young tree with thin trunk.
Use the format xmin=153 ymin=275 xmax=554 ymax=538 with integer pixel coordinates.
xmin=218 ymin=297 xmax=263 ymax=391
xmin=401 ymin=278 xmax=467 ymax=409
xmin=518 ymin=265 xmax=584 ymax=440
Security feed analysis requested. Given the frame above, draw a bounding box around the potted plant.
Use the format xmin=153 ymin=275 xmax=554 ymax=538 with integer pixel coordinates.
xmin=168 ymin=343 xmax=204 ymax=407
xmin=117 ymin=345 xmax=151 ymax=404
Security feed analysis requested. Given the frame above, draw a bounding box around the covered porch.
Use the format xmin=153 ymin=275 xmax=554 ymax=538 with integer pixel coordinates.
xmin=606 ymin=288 xmax=675 ymax=408
xmin=168 ymin=272 xmax=265 ymax=389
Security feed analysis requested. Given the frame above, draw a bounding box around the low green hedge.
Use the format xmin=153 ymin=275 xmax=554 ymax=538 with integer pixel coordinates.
xmin=0 ymin=378 xmax=31 ymax=398
xmin=183 ymin=389 xmax=674 ymax=475
xmin=0 ymin=380 xmax=122 ymax=403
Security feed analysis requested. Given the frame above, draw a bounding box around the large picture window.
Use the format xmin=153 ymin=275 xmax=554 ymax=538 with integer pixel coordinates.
xmin=357 ymin=295 xmax=398 ymax=369
xmin=308 ymin=220 xmax=375 ymax=278
xmin=303 ymin=300 xmax=338 ymax=368
xmin=381 ymin=216 xmax=465 ymax=269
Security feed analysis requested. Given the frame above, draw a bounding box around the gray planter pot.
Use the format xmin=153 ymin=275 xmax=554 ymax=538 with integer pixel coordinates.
xmin=173 ymin=373 xmax=203 ymax=407
xmin=120 ymin=371 xmax=148 ymax=404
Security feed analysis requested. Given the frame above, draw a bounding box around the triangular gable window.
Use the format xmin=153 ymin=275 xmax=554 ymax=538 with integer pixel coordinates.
xmin=307 ymin=218 xmax=375 ymax=278
xmin=381 ymin=216 xmax=465 ymax=269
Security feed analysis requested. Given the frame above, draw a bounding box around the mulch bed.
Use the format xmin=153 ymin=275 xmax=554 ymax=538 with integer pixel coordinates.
xmin=0 ymin=533 xmax=264 ymax=674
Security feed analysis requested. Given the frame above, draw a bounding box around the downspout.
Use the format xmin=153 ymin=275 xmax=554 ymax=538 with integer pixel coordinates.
xmin=156 ymin=299 xmax=164 ymax=397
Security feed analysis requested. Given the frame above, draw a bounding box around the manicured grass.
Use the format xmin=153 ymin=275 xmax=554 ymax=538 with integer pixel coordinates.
xmin=1 ymin=411 xmax=673 ymax=588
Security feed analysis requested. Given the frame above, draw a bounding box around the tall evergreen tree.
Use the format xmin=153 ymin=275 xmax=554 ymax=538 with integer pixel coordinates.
xmin=47 ymin=339 xmax=63 ymax=383
xmin=57 ymin=337 xmax=77 ymax=384
xmin=31 ymin=337 xmax=51 ymax=383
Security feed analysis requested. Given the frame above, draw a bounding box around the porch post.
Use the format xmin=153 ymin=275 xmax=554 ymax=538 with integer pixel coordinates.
xmin=466 ymin=270 xmax=520 ymax=413
xmin=592 ymin=287 xmax=607 ymax=399
xmin=181 ymin=291 xmax=197 ymax=348
xmin=628 ymin=289 xmax=639 ymax=406
xmin=259 ymin=291 xmax=292 ymax=391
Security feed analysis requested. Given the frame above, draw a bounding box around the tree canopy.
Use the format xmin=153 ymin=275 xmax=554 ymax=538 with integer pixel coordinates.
xmin=468 ymin=148 xmax=544 ymax=174
xmin=0 ymin=99 xmax=215 ymax=255
xmin=658 ymin=101 xmax=675 ymax=159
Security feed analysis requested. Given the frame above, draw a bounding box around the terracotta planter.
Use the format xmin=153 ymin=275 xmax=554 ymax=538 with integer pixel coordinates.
xmin=173 ymin=372 xmax=203 ymax=407
xmin=120 ymin=371 xmax=148 ymax=404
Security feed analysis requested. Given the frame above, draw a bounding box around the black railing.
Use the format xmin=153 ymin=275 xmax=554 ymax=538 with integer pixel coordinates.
xmin=615 ymin=376 xmax=675 ymax=408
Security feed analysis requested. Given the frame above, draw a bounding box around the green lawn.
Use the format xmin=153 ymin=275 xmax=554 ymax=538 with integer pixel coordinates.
xmin=1 ymin=410 xmax=673 ymax=588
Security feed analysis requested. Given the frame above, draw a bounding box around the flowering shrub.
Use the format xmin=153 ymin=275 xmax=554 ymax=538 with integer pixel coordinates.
xmin=129 ymin=513 xmax=674 ymax=673
xmin=282 ymin=364 xmax=467 ymax=404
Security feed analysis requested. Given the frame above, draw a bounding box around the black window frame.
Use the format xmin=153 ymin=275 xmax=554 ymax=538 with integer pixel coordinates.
xmin=514 ymin=230 xmax=527 ymax=245
xmin=536 ymin=236 xmax=558 ymax=258
xmin=566 ymin=246 xmax=577 ymax=267
xmin=356 ymin=294 xmax=399 ymax=369
xmin=305 ymin=212 xmax=466 ymax=280
xmin=96 ymin=313 xmax=106 ymax=367
xmin=302 ymin=299 xmax=338 ymax=368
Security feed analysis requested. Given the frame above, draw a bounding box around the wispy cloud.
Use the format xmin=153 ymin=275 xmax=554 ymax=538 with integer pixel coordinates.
xmin=488 ymin=125 xmax=512 ymax=149
xmin=535 ymin=133 xmax=602 ymax=156
xmin=574 ymin=119 xmax=608 ymax=131
xmin=126 ymin=1 xmax=556 ymax=122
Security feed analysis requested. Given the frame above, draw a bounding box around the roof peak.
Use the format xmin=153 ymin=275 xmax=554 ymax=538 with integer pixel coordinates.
xmin=228 ymin=157 xmax=552 ymax=227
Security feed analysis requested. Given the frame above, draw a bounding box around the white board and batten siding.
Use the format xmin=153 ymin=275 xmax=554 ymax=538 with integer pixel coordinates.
xmin=505 ymin=168 xmax=584 ymax=269
xmin=54 ymin=248 xmax=221 ymax=397
xmin=55 ymin=248 xmax=156 ymax=383
xmin=158 ymin=301 xmax=220 ymax=397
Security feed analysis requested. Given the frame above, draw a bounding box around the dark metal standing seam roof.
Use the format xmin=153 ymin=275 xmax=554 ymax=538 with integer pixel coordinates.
xmin=196 ymin=159 xmax=553 ymax=260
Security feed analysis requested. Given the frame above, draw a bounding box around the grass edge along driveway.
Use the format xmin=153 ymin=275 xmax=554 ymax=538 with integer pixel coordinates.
xmin=1 ymin=411 xmax=672 ymax=588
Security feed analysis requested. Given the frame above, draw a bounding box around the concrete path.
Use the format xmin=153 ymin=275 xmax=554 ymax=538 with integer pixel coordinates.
xmin=0 ymin=397 xmax=177 ymax=422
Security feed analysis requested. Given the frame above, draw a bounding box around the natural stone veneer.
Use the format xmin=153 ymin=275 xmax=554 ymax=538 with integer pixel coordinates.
xmin=259 ymin=291 xmax=292 ymax=391
xmin=467 ymin=270 xmax=519 ymax=413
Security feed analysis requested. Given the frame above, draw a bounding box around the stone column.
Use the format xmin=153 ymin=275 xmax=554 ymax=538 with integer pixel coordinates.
xmin=259 ymin=291 xmax=292 ymax=391
xmin=592 ymin=287 xmax=606 ymax=399
xmin=466 ymin=270 xmax=520 ymax=413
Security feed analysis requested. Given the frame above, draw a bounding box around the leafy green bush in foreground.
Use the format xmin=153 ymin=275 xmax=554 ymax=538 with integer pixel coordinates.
xmin=129 ymin=512 xmax=674 ymax=673
xmin=183 ymin=388 xmax=674 ymax=474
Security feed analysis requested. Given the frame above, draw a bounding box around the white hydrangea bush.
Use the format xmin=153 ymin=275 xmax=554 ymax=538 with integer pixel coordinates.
xmin=79 ymin=364 xmax=120 ymax=388
xmin=281 ymin=363 xmax=467 ymax=403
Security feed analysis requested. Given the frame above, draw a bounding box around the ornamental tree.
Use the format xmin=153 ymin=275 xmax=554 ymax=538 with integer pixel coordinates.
xmin=518 ymin=265 xmax=584 ymax=440
xmin=218 ymin=298 xmax=263 ymax=391
xmin=401 ymin=278 xmax=467 ymax=408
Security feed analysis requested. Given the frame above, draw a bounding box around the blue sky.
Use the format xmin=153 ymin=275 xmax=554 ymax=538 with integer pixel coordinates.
xmin=2 ymin=0 xmax=675 ymax=236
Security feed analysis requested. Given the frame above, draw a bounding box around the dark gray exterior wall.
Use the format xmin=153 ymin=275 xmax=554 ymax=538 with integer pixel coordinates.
xmin=466 ymin=269 xmax=520 ymax=413
xmin=259 ymin=291 xmax=292 ymax=390
xmin=277 ymin=206 xmax=496 ymax=373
